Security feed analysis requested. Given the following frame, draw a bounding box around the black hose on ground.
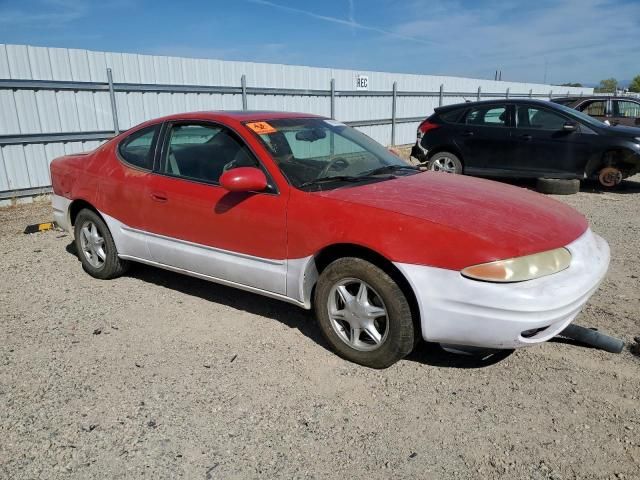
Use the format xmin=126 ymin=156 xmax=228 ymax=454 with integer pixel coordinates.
xmin=560 ymin=324 xmax=624 ymax=354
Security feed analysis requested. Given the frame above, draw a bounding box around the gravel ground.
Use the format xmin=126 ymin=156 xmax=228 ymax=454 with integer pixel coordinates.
xmin=1 ymin=177 xmax=639 ymax=480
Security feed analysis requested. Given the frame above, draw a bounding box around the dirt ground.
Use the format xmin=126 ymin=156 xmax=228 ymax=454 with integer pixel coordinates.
xmin=1 ymin=176 xmax=639 ymax=480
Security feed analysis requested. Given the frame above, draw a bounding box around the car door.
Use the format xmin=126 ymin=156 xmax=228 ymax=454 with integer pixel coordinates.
xmin=143 ymin=120 xmax=288 ymax=295
xmin=455 ymin=103 xmax=515 ymax=174
xmin=513 ymin=104 xmax=592 ymax=176
xmin=611 ymin=99 xmax=640 ymax=127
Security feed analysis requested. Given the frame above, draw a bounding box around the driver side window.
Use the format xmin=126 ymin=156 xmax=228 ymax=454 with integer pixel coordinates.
xmin=160 ymin=123 xmax=258 ymax=184
xmin=517 ymin=107 xmax=567 ymax=130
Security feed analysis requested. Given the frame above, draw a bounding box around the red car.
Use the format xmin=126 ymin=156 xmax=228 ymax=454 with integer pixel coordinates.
xmin=51 ymin=111 xmax=610 ymax=368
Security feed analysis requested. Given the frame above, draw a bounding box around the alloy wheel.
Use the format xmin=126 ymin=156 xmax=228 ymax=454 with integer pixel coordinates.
xmin=327 ymin=278 xmax=389 ymax=351
xmin=430 ymin=156 xmax=457 ymax=173
xmin=79 ymin=221 xmax=106 ymax=269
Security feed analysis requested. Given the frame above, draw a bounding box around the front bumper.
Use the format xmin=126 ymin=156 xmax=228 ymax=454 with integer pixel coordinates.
xmin=395 ymin=229 xmax=610 ymax=349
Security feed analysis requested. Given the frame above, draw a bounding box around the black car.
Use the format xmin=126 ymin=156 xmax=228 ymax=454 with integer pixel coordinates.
xmin=411 ymin=99 xmax=640 ymax=190
xmin=552 ymin=96 xmax=640 ymax=127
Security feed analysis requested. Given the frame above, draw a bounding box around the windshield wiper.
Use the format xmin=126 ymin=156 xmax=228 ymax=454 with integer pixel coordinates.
xmin=299 ymin=174 xmax=393 ymax=189
xmin=363 ymin=164 xmax=420 ymax=176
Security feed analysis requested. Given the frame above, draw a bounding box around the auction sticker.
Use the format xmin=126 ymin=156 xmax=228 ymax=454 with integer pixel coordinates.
xmin=246 ymin=121 xmax=277 ymax=134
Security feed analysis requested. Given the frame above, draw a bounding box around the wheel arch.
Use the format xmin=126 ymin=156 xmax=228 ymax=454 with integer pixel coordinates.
xmin=586 ymin=147 xmax=640 ymax=178
xmin=69 ymin=199 xmax=104 ymax=227
xmin=427 ymin=146 xmax=465 ymax=167
xmin=308 ymin=243 xmax=421 ymax=332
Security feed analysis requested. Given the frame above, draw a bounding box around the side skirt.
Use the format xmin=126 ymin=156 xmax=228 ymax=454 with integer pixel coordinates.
xmin=119 ymin=254 xmax=307 ymax=309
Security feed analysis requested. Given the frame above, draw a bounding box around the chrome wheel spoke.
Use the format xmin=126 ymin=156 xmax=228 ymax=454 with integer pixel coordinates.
xmin=336 ymin=285 xmax=353 ymax=304
xmin=364 ymin=326 xmax=382 ymax=344
xmin=355 ymin=281 xmax=368 ymax=305
xmin=364 ymin=305 xmax=386 ymax=319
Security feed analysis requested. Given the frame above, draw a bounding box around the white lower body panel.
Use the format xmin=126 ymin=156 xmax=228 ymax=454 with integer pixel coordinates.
xmin=395 ymin=229 xmax=610 ymax=349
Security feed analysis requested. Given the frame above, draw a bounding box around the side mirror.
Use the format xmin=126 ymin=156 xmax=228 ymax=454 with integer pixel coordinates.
xmin=219 ymin=167 xmax=268 ymax=192
xmin=562 ymin=121 xmax=577 ymax=132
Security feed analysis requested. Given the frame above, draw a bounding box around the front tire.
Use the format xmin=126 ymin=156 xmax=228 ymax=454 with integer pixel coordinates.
xmin=427 ymin=151 xmax=462 ymax=174
xmin=74 ymin=209 xmax=129 ymax=280
xmin=314 ymin=258 xmax=416 ymax=368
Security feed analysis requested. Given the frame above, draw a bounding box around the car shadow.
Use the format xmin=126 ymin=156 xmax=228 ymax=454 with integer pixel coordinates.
xmin=64 ymin=241 xmax=515 ymax=369
xmin=481 ymin=176 xmax=640 ymax=194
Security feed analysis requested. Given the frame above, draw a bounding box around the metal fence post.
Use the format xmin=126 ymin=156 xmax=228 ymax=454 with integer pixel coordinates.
xmin=330 ymin=78 xmax=335 ymax=119
xmin=529 ymin=89 xmax=533 ymax=98
xmin=241 ymin=75 xmax=248 ymax=111
xmin=391 ymin=81 xmax=397 ymax=146
xmin=438 ymin=84 xmax=444 ymax=107
xmin=506 ymin=87 xmax=510 ymax=99
xmin=106 ymin=68 xmax=119 ymax=135
xmin=549 ymin=90 xmax=553 ymax=100
xmin=477 ymin=86 xmax=481 ymax=101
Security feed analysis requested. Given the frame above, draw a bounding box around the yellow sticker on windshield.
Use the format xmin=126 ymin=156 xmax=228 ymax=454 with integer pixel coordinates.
xmin=246 ymin=121 xmax=277 ymax=134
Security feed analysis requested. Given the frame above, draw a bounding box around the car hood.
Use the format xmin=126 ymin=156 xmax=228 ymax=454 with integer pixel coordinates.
xmin=316 ymin=172 xmax=588 ymax=260
xmin=605 ymin=124 xmax=640 ymax=137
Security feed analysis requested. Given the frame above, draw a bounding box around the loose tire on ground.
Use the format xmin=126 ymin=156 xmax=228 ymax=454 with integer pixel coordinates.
xmin=427 ymin=151 xmax=463 ymax=174
xmin=314 ymin=257 xmax=417 ymax=369
xmin=74 ymin=208 xmax=129 ymax=280
xmin=536 ymin=178 xmax=580 ymax=195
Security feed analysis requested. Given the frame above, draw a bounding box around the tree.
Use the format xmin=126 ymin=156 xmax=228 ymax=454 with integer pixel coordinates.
xmin=629 ymin=75 xmax=640 ymax=93
xmin=559 ymin=82 xmax=583 ymax=87
xmin=595 ymin=78 xmax=618 ymax=93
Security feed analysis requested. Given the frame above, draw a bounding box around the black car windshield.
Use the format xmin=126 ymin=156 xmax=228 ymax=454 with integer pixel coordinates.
xmin=553 ymin=102 xmax=607 ymax=128
xmin=245 ymin=118 xmax=417 ymax=190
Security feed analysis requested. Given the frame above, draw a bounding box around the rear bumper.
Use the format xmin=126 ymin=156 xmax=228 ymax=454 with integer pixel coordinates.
xmin=395 ymin=229 xmax=610 ymax=349
xmin=52 ymin=194 xmax=72 ymax=234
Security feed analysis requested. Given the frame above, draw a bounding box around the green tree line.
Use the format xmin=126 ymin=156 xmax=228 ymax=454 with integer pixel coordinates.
xmin=559 ymin=75 xmax=640 ymax=93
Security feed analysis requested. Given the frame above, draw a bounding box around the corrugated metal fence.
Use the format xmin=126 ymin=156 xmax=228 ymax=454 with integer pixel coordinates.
xmin=0 ymin=44 xmax=592 ymax=199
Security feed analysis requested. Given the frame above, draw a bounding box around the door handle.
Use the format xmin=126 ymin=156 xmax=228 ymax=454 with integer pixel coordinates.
xmin=519 ymin=134 xmax=533 ymax=141
xmin=462 ymin=131 xmax=474 ymax=137
xmin=150 ymin=191 xmax=168 ymax=203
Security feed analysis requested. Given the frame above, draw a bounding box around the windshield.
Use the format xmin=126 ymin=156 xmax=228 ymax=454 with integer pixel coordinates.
xmin=245 ymin=118 xmax=415 ymax=190
xmin=552 ymin=102 xmax=607 ymax=128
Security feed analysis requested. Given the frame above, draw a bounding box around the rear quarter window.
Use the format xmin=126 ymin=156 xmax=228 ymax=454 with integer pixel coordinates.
xmin=439 ymin=109 xmax=464 ymax=123
xmin=118 ymin=125 xmax=161 ymax=170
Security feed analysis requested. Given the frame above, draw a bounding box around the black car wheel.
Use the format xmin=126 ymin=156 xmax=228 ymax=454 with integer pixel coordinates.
xmin=428 ymin=152 xmax=462 ymax=174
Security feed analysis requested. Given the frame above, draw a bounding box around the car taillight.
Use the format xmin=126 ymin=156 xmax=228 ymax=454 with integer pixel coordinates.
xmin=417 ymin=119 xmax=439 ymax=138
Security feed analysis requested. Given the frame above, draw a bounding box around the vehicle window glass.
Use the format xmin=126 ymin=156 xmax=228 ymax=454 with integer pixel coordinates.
xmin=579 ymin=100 xmax=606 ymax=116
xmin=160 ymin=123 xmax=258 ymax=184
xmin=440 ymin=109 xmax=463 ymax=123
xmin=465 ymin=106 xmax=507 ymax=127
xmin=614 ymin=100 xmax=640 ymax=118
xmin=118 ymin=125 xmax=160 ymax=170
xmin=247 ymin=118 xmax=413 ymax=190
xmin=517 ymin=106 xmax=566 ymax=130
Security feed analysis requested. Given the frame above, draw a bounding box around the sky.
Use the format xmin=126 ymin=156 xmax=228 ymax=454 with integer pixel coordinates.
xmin=0 ymin=0 xmax=638 ymax=86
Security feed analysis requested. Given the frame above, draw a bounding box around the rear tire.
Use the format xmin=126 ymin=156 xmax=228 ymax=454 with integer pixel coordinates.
xmin=74 ymin=208 xmax=129 ymax=280
xmin=314 ymin=258 xmax=416 ymax=369
xmin=427 ymin=152 xmax=462 ymax=174
xmin=536 ymin=178 xmax=580 ymax=195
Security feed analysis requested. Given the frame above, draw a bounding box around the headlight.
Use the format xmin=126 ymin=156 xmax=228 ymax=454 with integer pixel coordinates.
xmin=461 ymin=248 xmax=571 ymax=283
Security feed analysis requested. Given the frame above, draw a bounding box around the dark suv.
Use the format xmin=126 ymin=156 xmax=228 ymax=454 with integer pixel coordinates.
xmin=552 ymin=96 xmax=640 ymax=127
xmin=411 ymin=99 xmax=640 ymax=189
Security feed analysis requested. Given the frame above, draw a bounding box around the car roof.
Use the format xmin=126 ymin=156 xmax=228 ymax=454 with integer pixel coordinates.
xmin=435 ymin=98 xmax=561 ymax=112
xmin=143 ymin=110 xmax=325 ymax=125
